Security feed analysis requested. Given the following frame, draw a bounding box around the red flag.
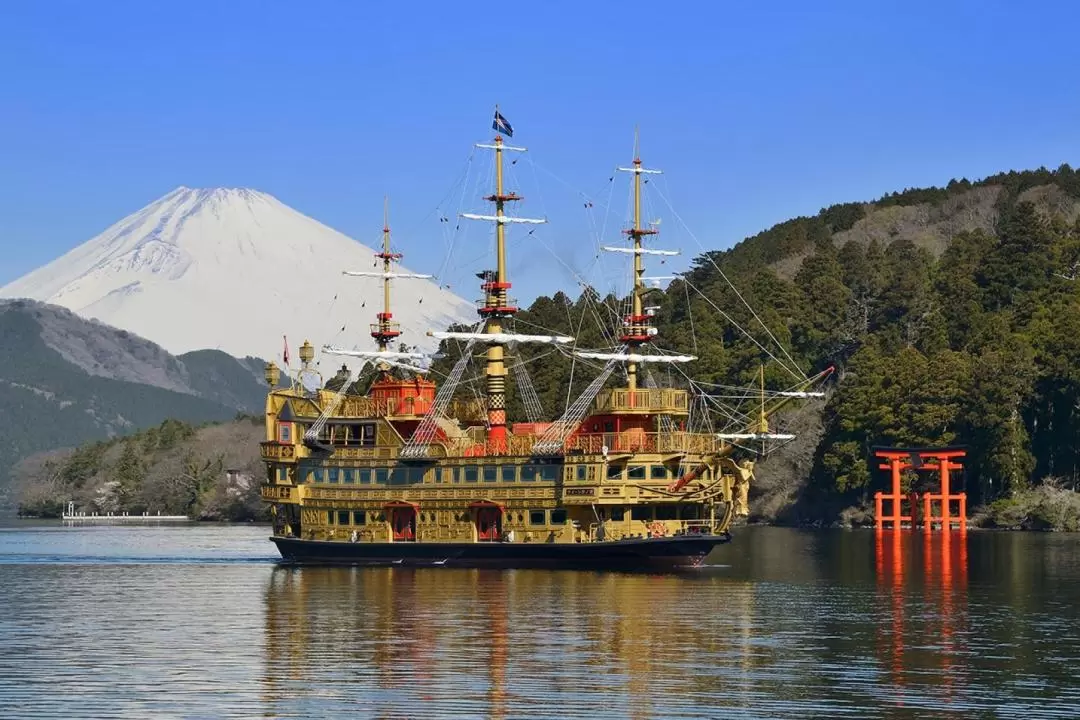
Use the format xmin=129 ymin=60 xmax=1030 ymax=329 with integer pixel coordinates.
xmin=283 ymin=335 xmax=290 ymax=366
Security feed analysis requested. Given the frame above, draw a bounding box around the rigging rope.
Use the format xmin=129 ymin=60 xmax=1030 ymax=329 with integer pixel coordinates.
xmin=532 ymin=352 xmax=623 ymax=456
xmin=508 ymin=342 xmax=545 ymax=423
xmin=644 ymin=369 xmax=675 ymax=433
xmin=652 ymin=181 xmax=808 ymax=381
xmin=303 ymin=362 xmax=368 ymax=445
xmin=399 ymin=331 xmax=480 ymax=458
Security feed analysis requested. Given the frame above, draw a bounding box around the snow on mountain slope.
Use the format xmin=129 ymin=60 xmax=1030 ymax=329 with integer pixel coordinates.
xmin=0 ymin=187 xmax=476 ymax=362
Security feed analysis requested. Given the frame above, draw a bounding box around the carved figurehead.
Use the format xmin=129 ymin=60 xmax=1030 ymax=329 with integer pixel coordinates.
xmin=730 ymin=458 xmax=755 ymax=518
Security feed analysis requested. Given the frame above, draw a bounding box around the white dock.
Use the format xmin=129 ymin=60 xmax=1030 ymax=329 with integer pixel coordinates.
xmin=62 ymin=502 xmax=191 ymax=524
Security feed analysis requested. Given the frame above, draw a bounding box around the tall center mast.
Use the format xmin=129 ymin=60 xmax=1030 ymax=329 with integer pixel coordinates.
xmin=449 ymin=108 xmax=559 ymax=451
xmin=479 ymin=115 xmax=526 ymax=447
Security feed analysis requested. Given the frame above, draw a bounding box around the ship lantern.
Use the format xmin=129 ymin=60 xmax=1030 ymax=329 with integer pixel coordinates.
xmin=299 ymin=340 xmax=315 ymax=366
xmin=264 ymin=361 xmax=280 ymax=387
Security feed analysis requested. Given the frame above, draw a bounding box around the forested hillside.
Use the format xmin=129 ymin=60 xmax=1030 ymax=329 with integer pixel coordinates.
xmin=14 ymin=417 xmax=266 ymax=521
xmin=0 ymin=300 xmax=271 ymax=505
xmin=435 ymin=164 xmax=1080 ymax=527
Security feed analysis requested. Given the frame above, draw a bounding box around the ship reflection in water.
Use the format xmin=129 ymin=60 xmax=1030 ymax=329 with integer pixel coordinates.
xmin=262 ymin=566 xmax=762 ymax=719
xmin=260 ymin=527 xmax=1080 ymax=718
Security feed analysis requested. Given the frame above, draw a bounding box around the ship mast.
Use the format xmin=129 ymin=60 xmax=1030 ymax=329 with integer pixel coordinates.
xmin=482 ymin=117 xmax=518 ymax=447
xmin=371 ymin=197 xmax=401 ymax=368
xmin=322 ymin=198 xmax=434 ymax=368
xmin=443 ymin=107 xmax=573 ymax=451
xmin=620 ymin=130 xmax=659 ymax=391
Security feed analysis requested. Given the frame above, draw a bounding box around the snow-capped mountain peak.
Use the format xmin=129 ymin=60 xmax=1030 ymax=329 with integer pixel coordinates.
xmin=0 ymin=187 xmax=475 ymax=361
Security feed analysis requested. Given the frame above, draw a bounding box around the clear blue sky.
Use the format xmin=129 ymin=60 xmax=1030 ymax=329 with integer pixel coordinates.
xmin=2 ymin=0 xmax=1079 ymax=304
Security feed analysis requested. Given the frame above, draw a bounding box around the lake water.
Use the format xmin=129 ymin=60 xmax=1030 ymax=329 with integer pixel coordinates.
xmin=1 ymin=523 xmax=1078 ymax=719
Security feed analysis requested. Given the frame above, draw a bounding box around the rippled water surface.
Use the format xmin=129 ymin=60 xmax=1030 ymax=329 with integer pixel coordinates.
xmin=1 ymin=523 xmax=1079 ymax=718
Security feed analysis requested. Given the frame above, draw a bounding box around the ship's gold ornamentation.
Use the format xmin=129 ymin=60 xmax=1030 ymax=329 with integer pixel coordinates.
xmin=259 ymin=113 xmax=827 ymax=570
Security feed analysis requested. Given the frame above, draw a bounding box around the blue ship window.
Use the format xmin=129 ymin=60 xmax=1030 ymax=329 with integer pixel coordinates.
xmin=631 ymin=505 xmax=651 ymax=521
xmin=627 ymin=465 xmax=646 ymax=480
xmin=607 ymin=465 xmax=623 ymax=480
xmin=550 ymin=509 xmax=567 ymax=524
xmin=463 ymin=466 xmax=479 ymax=483
xmin=529 ymin=510 xmax=546 ymax=525
xmin=501 ymin=465 xmax=517 ymax=482
xmin=611 ymin=506 xmax=625 ymax=521
xmin=408 ymin=467 xmax=425 ymax=484
xmin=483 ymin=466 xmax=497 ymax=483
xmin=650 ymin=465 xmax=668 ymax=479
xmin=337 ymin=510 xmax=350 ymax=525
xmin=520 ymin=465 xmax=536 ymax=482
xmin=313 ymin=468 xmax=325 ymax=483
xmin=276 ymin=468 xmax=288 ymax=483
xmin=328 ymin=468 xmax=340 ymax=484
xmin=541 ymin=465 xmax=558 ymax=482
xmin=353 ymin=511 xmax=366 ymax=525
xmin=342 ymin=469 xmax=354 ymax=484
xmin=358 ymin=468 xmax=372 ymax=484
xmin=375 ymin=468 xmax=388 ymax=484
xmin=576 ymin=465 xmax=587 ymax=481
xmin=326 ymin=510 xmax=334 ymax=524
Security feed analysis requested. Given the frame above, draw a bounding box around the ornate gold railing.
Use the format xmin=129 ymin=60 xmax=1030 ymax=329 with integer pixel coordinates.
xmin=565 ymin=431 xmax=719 ymax=455
xmin=593 ymin=388 xmax=690 ymax=414
xmin=334 ymin=396 xmax=395 ymax=417
xmin=260 ymin=442 xmax=297 ymax=461
xmin=445 ymin=398 xmax=487 ymax=423
xmin=432 ymin=430 xmax=719 ymax=458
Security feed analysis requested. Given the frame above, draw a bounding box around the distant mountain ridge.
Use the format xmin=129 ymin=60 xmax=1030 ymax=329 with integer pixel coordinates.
xmin=0 ymin=186 xmax=475 ymax=360
xmin=0 ymin=299 xmax=271 ymax=504
xmin=715 ymin=164 xmax=1080 ymax=280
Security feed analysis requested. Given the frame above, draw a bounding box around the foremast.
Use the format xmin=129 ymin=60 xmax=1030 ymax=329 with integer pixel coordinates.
xmin=588 ymin=134 xmax=689 ymax=383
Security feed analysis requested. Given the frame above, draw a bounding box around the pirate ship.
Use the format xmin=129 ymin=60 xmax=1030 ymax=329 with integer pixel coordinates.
xmin=259 ymin=111 xmax=829 ymax=570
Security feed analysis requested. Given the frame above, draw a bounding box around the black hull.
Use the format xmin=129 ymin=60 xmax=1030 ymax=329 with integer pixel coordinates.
xmin=271 ymin=533 xmax=731 ymax=572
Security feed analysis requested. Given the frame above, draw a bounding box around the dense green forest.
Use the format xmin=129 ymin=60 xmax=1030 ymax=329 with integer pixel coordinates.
xmin=14 ymin=416 xmax=266 ymax=521
xmin=433 ymin=164 xmax=1080 ymax=528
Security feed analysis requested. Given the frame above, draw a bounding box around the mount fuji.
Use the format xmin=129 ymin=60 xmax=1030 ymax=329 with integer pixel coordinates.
xmin=0 ymin=187 xmax=476 ymax=363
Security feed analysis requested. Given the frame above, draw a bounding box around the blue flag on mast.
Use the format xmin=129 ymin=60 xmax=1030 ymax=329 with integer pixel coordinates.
xmin=492 ymin=110 xmax=513 ymax=137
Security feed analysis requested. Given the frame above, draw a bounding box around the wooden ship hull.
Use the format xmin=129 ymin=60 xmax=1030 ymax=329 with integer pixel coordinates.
xmin=271 ymin=532 xmax=730 ymax=570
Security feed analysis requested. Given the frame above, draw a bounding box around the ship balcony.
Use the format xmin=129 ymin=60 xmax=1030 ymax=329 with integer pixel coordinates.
xmin=369 ymin=321 xmax=402 ymax=339
xmin=334 ymin=396 xmax=396 ymax=417
xmin=260 ymin=441 xmax=297 ymax=462
xmin=475 ymin=297 xmax=519 ymax=315
xmin=446 ymin=398 xmax=487 ymax=424
xmin=565 ymin=431 xmax=718 ymax=456
xmin=593 ymin=388 xmax=690 ymax=415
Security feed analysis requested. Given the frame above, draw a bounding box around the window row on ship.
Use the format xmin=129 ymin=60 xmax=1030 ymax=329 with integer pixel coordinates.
xmin=275 ymin=462 xmax=705 ymax=485
xmin=318 ymin=504 xmax=706 ymax=527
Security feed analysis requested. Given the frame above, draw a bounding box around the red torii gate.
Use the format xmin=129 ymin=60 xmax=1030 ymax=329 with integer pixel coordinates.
xmin=873 ymin=447 xmax=967 ymax=532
